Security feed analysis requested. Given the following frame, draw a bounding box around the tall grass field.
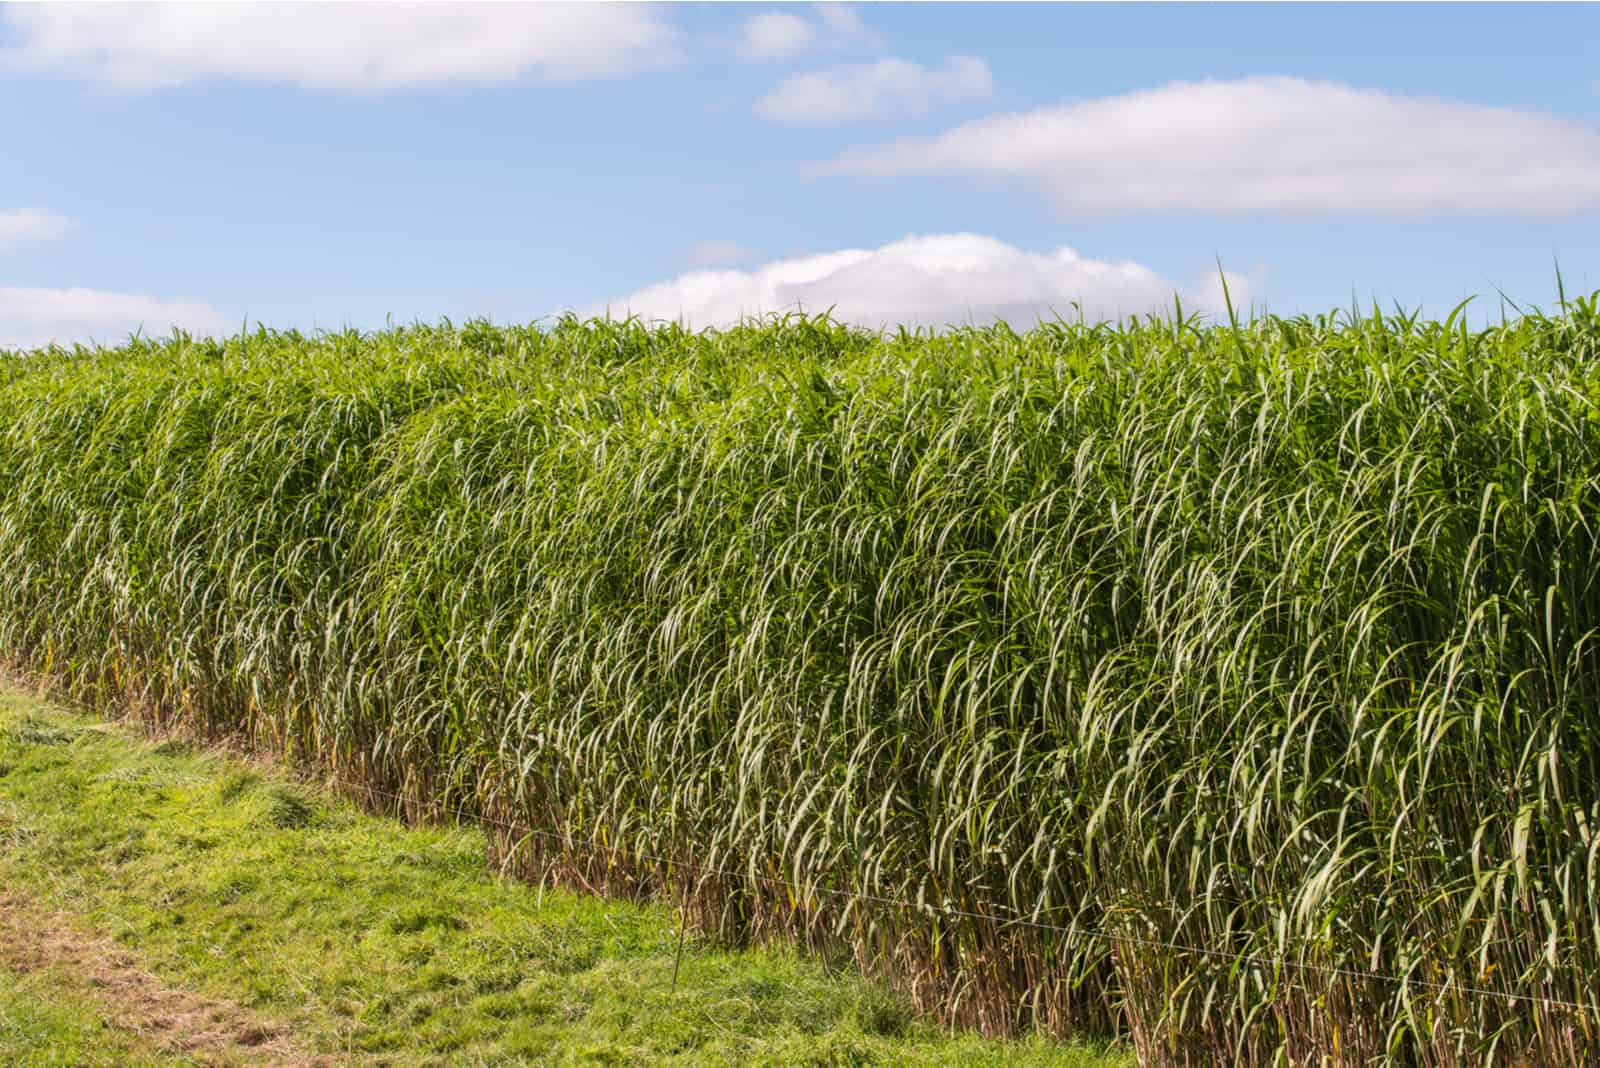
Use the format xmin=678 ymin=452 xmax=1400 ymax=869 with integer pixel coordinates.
xmin=3 ymin=297 xmax=1599 ymax=1065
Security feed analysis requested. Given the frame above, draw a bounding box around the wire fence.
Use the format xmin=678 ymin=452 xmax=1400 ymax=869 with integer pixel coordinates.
xmin=4 ymin=660 xmax=1589 ymax=1023
xmin=318 ymin=773 xmax=1597 ymax=1018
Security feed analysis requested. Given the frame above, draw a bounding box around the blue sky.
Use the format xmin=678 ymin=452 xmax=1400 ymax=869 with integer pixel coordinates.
xmin=3 ymin=2 xmax=1599 ymax=348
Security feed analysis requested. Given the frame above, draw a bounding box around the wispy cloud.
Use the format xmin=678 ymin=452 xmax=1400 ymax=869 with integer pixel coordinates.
xmin=734 ymin=3 xmax=880 ymax=63
xmin=736 ymin=12 xmax=816 ymax=62
xmin=685 ymin=241 xmax=757 ymax=268
xmin=811 ymin=3 xmax=882 ymax=49
xmin=757 ymin=56 xmax=994 ymax=124
xmin=0 ymin=286 xmax=230 ymax=351
xmin=818 ymin=77 xmax=1600 ymax=215
xmin=0 ymin=208 xmax=72 ymax=248
xmin=1 ymin=3 xmax=682 ymax=91
xmin=595 ymin=233 xmax=1250 ymax=329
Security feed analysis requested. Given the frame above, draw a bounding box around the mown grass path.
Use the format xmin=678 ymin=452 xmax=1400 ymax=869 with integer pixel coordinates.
xmin=0 ymin=682 xmax=1126 ymax=1067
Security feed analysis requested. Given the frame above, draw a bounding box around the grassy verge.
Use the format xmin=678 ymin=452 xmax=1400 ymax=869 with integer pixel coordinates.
xmin=0 ymin=682 xmax=1125 ymax=1067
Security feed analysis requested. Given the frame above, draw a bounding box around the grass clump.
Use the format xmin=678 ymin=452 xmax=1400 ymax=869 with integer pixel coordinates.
xmin=4 ymin=717 xmax=77 ymax=747
xmin=3 ymin=297 xmax=1600 ymax=1064
xmin=260 ymin=785 xmax=319 ymax=830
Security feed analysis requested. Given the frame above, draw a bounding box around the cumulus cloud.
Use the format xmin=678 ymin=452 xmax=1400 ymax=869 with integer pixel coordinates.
xmin=0 ymin=3 xmax=681 ymax=91
xmin=685 ymin=241 xmax=757 ymax=268
xmin=757 ymin=55 xmax=994 ymax=124
xmin=818 ymin=76 xmax=1600 ymax=215
xmin=0 ymin=286 xmax=230 ymax=351
xmin=737 ymin=12 xmax=816 ymax=62
xmin=593 ymin=233 xmax=1249 ymax=330
xmin=0 ymin=208 xmax=72 ymax=248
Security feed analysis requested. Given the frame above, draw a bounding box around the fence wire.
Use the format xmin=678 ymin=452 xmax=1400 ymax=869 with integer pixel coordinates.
xmin=318 ymin=774 xmax=1597 ymax=1018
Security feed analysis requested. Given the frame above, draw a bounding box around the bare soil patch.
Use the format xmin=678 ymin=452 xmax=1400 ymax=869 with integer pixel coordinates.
xmin=0 ymin=893 xmax=326 ymax=1066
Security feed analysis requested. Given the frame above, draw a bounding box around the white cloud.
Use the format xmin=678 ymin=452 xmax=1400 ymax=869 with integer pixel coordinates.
xmin=593 ymin=233 xmax=1250 ymax=330
xmin=0 ymin=208 xmax=72 ymax=248
xmin=812 ymin=3 xmax=881 ymax=48
xmin=818 ymin=76 xmax=1600 ymax=215
xmin=0 ymin=286 xmax=230 ymax=351
xmin=737 ymin=12 xmax=816 ymax=62
xmin=685 ymin=241 xmax=756 ymax=268
xmin=734 ymin=4 xmax=879 ymax=63
xmin=757 ymin=55 xmax=994 ymax=124
xmin=0 ymin=3 xmax=681 ymax=91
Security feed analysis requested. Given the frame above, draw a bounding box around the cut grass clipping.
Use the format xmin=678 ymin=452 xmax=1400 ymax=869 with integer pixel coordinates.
xmin=0 ymin=686 xmax=1114 ymax=1067
xmin=3 ymin=296 xmax=1600 ymax=1065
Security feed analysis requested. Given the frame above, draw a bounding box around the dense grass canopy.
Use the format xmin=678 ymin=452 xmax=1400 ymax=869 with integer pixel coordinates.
xmin=3 ymin=297 xmax=1600 ymax=1065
